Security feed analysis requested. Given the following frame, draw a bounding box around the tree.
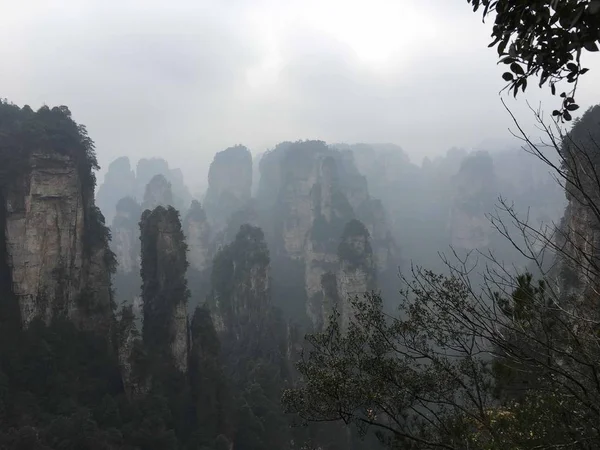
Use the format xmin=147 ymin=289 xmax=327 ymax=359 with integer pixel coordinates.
xmin=282 ymin=273 xmax=600 ymax=448
xmin=282 ymin=105 xmax=600 ymax=448
xmin=468 ymin=0 xmax=600 ymax=121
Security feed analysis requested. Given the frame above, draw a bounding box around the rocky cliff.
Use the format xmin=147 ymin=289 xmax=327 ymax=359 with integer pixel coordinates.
xmin=204 ymin=145 xmax=253 ymax=231
xmin=97 ymin=156 xmax=193 ymax=222
xmin=336 ymin=219 xmax=376 ymax=331
xmin=208 ymin=224 xmax=270 ymax=339
xmin=140 ymin=205 xmax=189 ymax=372
xmin=0 ymin=103 xmax=114 ymax=335
xmin=184 ymin=200 xmax=212 ymax=273
xmin=307 ymin=219 xmax=376 ymax=332
xmin=96 ymin=156 xmax=136 ymax=225
xmin=136 ymin=158 xmax=192 ymax=210
xmin=112 ymin=197 xmax=142 ymax=273
xmin=449 ymin=151 xmax=497 ymax=250
xmin=111 ymin=196 xmax=143 ymax=318
xmin=142 ymin=173 xmax=174 ymax=211
xmin=257 ymin=140 xmax=396 ymax=328
xmin=183 ymin=200 xmax=213 ymax=311
xmin=554 ymin=105 xmax=600 ymax=304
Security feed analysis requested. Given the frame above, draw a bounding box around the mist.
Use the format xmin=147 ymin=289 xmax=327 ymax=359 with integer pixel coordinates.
xmin=2 ymin=1 xmax=600 ymax=448
xmin=3 ymin=0 xmax=600 ymax=194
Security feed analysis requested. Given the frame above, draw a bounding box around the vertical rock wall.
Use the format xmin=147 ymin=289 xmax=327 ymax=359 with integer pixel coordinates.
xmin=140 ymin=205 xmax=189 ymax=372
xmin=1 ymin=151 xmax=113 ymax=333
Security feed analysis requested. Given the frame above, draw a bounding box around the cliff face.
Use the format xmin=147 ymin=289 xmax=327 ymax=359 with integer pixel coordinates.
xmin=554 ymin=105 xmax=600 ymax=304
xmin=449 ymin=151 xmax=497 ymax=251
xmin=257 ymin=141 xmax=394 ymax=328
xmin=557 ymin=200 xmax=600 ymax=302
xmin=111 ymin=197 xmax=143 ymax=321
xmin=306 ymin=220 xmax=376 ymax=332
xmin=256 ymin=142 xmax=352 ymax=326
xmin=304 ymin=155 xmax=356 ymax=327
xmin=138 ymin=159 xmax=192 ymax=213
xmin=204 ymin=145 xmax=253 ymax=231
xmin=97 ymin=156 xmax=192 ymax=222
xmin=184 ymin=200 xmax=212 ymax=273
xmin=3 ymin=152 xmax=86 ymax=324
xmin=96 ymin=156 xmax=136 ymax=225
xmin=305 ymin=238 xmax=339 ymax=329
xmin=1 ymin=151 xmax=114 ymax=333
xmin=183 ymin=200 xmax=213 ymax=313
xmin=140 ymin=205 xmax=189 ymax=372
xmin=258 ymin=142 xmax=327 ymax=259
xmin=142 ymin=174 xmax=174 ymax=211
xmin=112 ymin=197 xmax=142 ymax=274
xmin=209 ymin=224 xmax=270 ymax=339
xmin=336 ymin=220 xmax=376 ymax=331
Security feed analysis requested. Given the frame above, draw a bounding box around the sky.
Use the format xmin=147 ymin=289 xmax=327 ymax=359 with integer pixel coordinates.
xmin=1 ymin=0 xmax=600 ymax=194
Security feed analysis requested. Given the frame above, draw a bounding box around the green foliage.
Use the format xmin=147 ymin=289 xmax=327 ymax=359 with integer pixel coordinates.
xmin=0 ymin=100 xmax=99 ymax=192
xmin=86 ymin=205 xmax=118 ymax=274
xmin=0 ymin=318 xmax=134 ymax=449
xmin=467 ymin=0 xmax=600 ymax=120
xmin=209 ymin=224 xmax=270 ymax=319
xmin=284 ymin=268 xmax=600 ymax=448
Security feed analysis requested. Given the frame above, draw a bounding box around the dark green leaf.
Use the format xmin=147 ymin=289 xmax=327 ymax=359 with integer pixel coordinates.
xmin=580 ymin=68 xmax=589 ymax=75
xmin=563 ymin=110 xmax=572 ymax=121
xmin=510 ymin=62 xmax=524 ymax=75
xmin=569 ymin=6 xmax=585 ymax=28
xmin=551 ymin=83 xmax=556 ymax=95
xmin=488 ymin=36 xmax=502 ymax=47
xmin=584 ymin=41 xmax=599 ymax=52
xmin=566 ymin=104 xmax=579 ymax=111
xmin=552 ymin=110 xmax=561 ymax=116
xmin=498 ymin=38 xmax=509 ymax=55
xmin=502 ymin=72 xmax=514 ymax=81
xmin=567 ymin=63 xmax=578 ymax=72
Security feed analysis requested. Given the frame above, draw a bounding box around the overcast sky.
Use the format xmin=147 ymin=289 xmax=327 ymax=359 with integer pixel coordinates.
xmin=2 ymin=0 xmax=600 ymax=193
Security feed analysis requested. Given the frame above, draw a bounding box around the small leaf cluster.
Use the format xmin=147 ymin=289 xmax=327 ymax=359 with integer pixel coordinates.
xmin=469 ymin=0 xmax=600 ymax=121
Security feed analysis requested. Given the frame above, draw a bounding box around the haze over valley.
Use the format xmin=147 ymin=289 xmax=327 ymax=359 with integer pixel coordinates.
xmin=1 ymin=1 xmax=600 ymax=449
